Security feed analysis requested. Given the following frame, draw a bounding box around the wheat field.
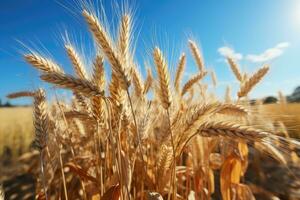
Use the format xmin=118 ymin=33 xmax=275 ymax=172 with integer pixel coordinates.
xmin=261 ymin=103 xmax=300 ymax=138
xmin=0 ymin=107 xmax=33 ymax=156
xmin=1 ymin=4 xmax=300 ymax=200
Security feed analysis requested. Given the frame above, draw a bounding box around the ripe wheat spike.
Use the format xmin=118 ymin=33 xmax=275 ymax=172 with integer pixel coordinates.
xmin=238 ymin=65 xmax=269 ymax=98
xmin=153 ymin=47 xmax=172 ymax=109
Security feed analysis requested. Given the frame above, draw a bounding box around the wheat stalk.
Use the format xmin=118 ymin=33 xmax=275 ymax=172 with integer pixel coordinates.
xmin=238 ymin=65 xmax=269 ymax=98
xmin=40 ymin=72 xmax=103 ymax=97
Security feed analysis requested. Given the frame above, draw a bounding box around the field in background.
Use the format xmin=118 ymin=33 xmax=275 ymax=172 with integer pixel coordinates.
xmin=0 ymin=107 xmax=33 ymax=157
xmin=1 ymin=103 xmax=300 ymax=158
xmin=261 ymin=103 xmax=300 ymax=138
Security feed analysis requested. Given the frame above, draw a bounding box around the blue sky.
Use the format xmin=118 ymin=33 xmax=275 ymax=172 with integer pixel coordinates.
xmin=1 ymin=0 xmax=300 ymax=105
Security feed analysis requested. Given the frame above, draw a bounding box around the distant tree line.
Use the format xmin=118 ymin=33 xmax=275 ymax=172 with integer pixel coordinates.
xmin=263 ymin=86 xmax=300 ymax=104
xmin=0 ymin=99 xmax=13 ymax=107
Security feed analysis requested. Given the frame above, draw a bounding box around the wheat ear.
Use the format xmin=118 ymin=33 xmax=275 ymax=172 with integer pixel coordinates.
xmin=153 ymin=47 xmax=172 ymax=109
xmin=143 ymin=67 xmax=153 ymax=94
xmin=131 ymin=67 xmax=144 ymax=97
xmin=238 ymin=65 xmax=269 ymax=98
xmin=65 ymin=44 xmax=88 ymax=79
xmin=92 ymin=55 xmax=105 ymax=88
xmin=188 ymin=40 xmax=205 ymax=72
xmin=33 ymin=89 xmax=50 ymax=200
xmin=174 ymin=103 xmax=222 ymax=153
xmin=118 ymin=14 xmax=131 ymax=65
xmin=217 ymin=104 xmax=248 ymax=116
xmin=181 ymin=71 xmax=207 ymax=96
xmin=225 ymin=85 xmax=232 ymax=103
xmin=33 ymin=89 xmax=49 ymax=150
xmin=198 ymin=121 xmax=269 ymax=141
xmin=7 ymin=91 xmax=35 ymax=99
xmin=109 ymin=73 xmax=125 ymax=107
xmin=174 ymin=53 xmax=186 ymax=93
xmin=24 ymin=53 xmax=64 ymax=74
xmin=40 ymin=72 xmax=103 ymax=97
xmin=227 ymin=57 xmax=243 ymax=82
xmin=210 ymin=70 xmax=217 ymax=87
xmin=83 ymin=10 xmax=130 ymax=90
xmin=92 ymin=55 xmax=106 ymax=120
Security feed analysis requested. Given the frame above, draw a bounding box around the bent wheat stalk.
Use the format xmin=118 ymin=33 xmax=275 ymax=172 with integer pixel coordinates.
xmin=24 ymin=53 xmax=64 ymax=74
xmin=7 ymin=91 xmax=35 ymax=99
xmin=181 ymin=71 xmax=207 ymax=96
xmin=40 ymin=72 xmax=104 ymax=97
xmin=198 ymin=121 xmax=269 ymax=141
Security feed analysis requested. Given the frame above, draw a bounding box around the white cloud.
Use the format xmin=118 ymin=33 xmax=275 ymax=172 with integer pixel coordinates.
xmin=217 ymin=46 xmax=243 ymax=61
xmin=246 ymin=42 xmax=290 ymax=63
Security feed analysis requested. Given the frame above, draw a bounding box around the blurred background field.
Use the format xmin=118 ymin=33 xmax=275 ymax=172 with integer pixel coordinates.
xmin=1 ymin=102 xmax=300 ymax=158
xmin=261 ymin=103 xmax=300 ymax=138
xmin=0 ymin=107 xmax=33 ymax=157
